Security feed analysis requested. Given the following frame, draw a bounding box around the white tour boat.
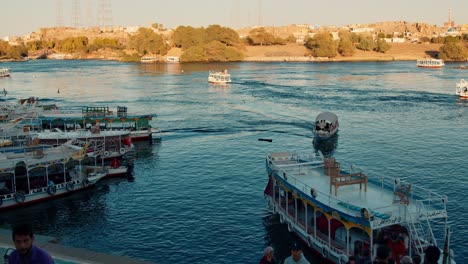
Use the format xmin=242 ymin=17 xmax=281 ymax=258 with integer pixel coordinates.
xmin=208 ymin=70 xmax=231 ymax=84
xmin=312 ymin=112 xmax=339 ymax=142
xmin=0 ymin=68 xmax=10 ymax=78
xmin=264 ymin=151 xmax=455 ymax=264
xmin=456 ymin=79 xmax=468 ymax=98
xmin=140 ymin=56 xmax=158 ymax=63
xmin=166 ymin=56 xmax=180 ymax=63
xmin=416 ymin=58 xmax=445 ymax=68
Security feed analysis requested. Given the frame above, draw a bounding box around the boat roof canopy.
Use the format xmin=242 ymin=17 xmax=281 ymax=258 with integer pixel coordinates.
xmin=315 ymin=112 xmax=338 ymax=123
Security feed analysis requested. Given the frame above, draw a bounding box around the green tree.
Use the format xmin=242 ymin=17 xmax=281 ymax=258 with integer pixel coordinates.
xmin=439 ymin=42 xmax=467 ymax=61
xmin=374 ymin=38 xmax=391 ymax=53
xmin=59 ymin=37 xmax=89 ymax=53
xmin=246 ymin=27 xmax=276 ymax=45
xmin=205 ymin=25 xmax=240 ymax=46
xmin=172 ymin=26 xmax=206 ymax=49
xmin=286 ymin=35 xmax=297 ymax=43
xmin=338 ymin=38 xmax=355 ymax=56
xmin=356 ymin=33 xmax=375 ymax=51
xmin=128 ymin=28 xmax=168 ymax=55
xmin=181 ymin=40 xmax=243 ymax=62
xmin=304 ymin=31 xmax=337 ymax=57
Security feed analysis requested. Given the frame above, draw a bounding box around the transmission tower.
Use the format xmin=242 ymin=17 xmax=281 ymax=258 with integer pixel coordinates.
xmin=87 ymin=0 xmax=95 ymax=27
xmin=56 ymin=0 xmax=64 ymax=27
xmin=97 ymin=0 xmax=113 ymax=27
xmin=72 ymin=0 xmax=82 ymax=28
xmin=257 ymin=0 xmax=263 ymax=27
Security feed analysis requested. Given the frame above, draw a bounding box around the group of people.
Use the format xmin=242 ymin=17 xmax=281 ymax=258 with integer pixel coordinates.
xmin=260 ymin=241 xmax=443 ymax=264
xmin=259 ymin=242 xmax=310 ymax=264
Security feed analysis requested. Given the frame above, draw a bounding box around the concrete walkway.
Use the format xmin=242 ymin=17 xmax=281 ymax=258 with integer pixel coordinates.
xmin=0 ymin=228 xmax=153 ymax=264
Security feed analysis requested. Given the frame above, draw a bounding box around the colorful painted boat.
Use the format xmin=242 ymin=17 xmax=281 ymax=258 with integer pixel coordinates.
xmin=264 ymin=151 xmax=455 ymax=264
xmin=0 ymin=142 xmax=106 ymax=211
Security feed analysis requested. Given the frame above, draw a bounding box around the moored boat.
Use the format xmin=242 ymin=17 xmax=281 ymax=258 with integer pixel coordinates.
xmin=416 ymin=58 xmax=445 ymax=68
xmin=264 ymin=151 xmax=455 ymax=264
xmin=0 ymin=142 xmax=106 ymax=211
xmin=456 ymin=79 xmax=468 ymax=98
xmin=312 ymin=112 xmax=339 ymax=142
xmin=208 ymin=70 xmax=231 ymax=84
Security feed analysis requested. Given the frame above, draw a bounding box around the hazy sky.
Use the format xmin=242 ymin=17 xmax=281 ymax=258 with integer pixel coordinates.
xmin=1 ymin=0 xmax=467 ymax=37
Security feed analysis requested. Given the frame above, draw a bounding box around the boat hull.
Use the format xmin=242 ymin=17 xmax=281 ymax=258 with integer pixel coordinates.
xmin=0 ymin=176 xmax=102 ymax=211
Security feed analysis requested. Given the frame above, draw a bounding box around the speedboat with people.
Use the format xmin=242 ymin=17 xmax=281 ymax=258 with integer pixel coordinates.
xmin=312 ymin=112 xmax=339 ymax=142
xmin=208 ymin=70 xmax=231 ymax=84
xmin=0 ymin=68 xmax=10 ymax=78
xmin=456 ymin=79 xmax=468 ymax=98
xmin=416 ymin=58 xmax=445 ymax=68
xmin=264 ymin=151 xmax=455 ymax=264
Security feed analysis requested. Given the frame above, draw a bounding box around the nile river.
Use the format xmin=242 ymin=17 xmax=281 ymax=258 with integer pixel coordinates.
xmin=0 ymin=60 xmax=467 ymax=263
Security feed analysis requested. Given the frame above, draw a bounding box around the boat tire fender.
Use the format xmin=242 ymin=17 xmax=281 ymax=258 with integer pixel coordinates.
xmin=120 ymin=148 xmax=126 ymax=155
xmin=339 ymin=254 xmax=348 ymax=264
xmin=66 ymin=182 xmax=74 ymax=192
xmin=267 ymin=198 xmax=273 ymax=209
xmin=321 ymin=246 xmax=329 ymax=258
xmin=82 ymin=178 xmax=90 ymax=187
xmin=307 ymin=235 xmax=313 ymax=247
xmin=279 ymin=213 xmax=285 ymax=224
xmin=14 ymin=192 xmax=25 ymax=203
xmin=0 ymin=196 xmax=3 ymax=206
xmin=47 ymin=186 xmax=57 ymax=195
xmin=273 ymin=204 xmax=278 ymax=214
xmin=104 ymin=151 xmax=110 ymax=157
xmin=287 ymin=221 xmax=293 ymax=232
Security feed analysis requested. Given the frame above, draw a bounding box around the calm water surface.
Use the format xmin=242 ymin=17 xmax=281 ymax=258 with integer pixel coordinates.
xmin=0 ymin=60 xmax=467 ymax=264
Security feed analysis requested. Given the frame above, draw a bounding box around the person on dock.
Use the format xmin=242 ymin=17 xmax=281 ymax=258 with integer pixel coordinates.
xmin=8 ymin=223 xmax=54 ymax=264
xmin=259 ymin=246 xmax=275 ymax=264
xmin=283 ymin=242 xmax=309 ymax=264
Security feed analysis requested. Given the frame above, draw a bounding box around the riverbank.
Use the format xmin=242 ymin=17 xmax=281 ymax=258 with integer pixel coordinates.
xmin=243 ymin=42 xmax=445 ymax=62
xmin=1 ymin=42 xmax=461 ymax=63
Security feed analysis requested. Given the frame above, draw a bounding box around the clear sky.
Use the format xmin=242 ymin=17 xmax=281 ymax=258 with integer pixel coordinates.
xmin=1 ymin=0 xmax=467 ymax=37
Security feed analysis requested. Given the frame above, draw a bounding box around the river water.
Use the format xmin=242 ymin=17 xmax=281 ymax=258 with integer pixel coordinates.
xmin=0 ymin=60 xmax=466 ymax=263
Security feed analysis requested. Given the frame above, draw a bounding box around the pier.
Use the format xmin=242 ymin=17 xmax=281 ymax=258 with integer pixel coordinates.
xmin=0 ymin=229 xmax=152 ymax=264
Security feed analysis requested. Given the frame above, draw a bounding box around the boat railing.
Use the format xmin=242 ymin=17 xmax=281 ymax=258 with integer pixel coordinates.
xmin=268 ymin=151 xmax=448 ymax=220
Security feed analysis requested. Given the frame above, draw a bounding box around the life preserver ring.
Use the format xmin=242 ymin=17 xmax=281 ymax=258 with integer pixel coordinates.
xmin=267 ymin=198 xmax=273 ymax=209
xmin=310 ymin=188 xmax=317 ymax=198
xmin=82 ymin=178 xmax=90 ymax=187
xmin=287 ymin=221 xmax=293 ymax=232
xmin=47 ymin=186 xmax=57 ymax=195
xmin=104 ymin=151 xmax=110 ymax=157
xmin=321 ymin=246 xmax=329 ymax=258
xmin=66 ymin=182 xmax=74 ymax=191
xmin=119 ymin=148 xmax=126 ymax=155
xmin=279 ymin=213 xmax=285 ymax=224
xmin=338 ymin=254 xmax=348 ymax=264
xmin=14 ymin=192 xmax=25 ymax=203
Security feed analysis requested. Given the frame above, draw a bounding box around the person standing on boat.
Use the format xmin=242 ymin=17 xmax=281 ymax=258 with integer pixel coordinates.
xmin=423 ymin=246 xmax=440 ymax=264
xmin=283 ymin=242 xmax=310 ymax=264
xmin=259 ymin=246 xmax=276 ymax=264
xmin=8 ymin=224 xmax=54 ymax=264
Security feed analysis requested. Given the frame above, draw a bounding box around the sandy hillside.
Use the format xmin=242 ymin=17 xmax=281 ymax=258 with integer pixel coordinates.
xmin=243 ymin=43 xmax=443 ymax=62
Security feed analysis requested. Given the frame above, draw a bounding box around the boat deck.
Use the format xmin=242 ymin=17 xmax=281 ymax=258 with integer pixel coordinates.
xmin=268 ymin=152 xmax=447 ymax=224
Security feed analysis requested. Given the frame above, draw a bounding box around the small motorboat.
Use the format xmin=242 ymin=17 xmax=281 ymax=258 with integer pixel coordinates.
xmin=312 ymin=112 xmax=339 ymax=142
